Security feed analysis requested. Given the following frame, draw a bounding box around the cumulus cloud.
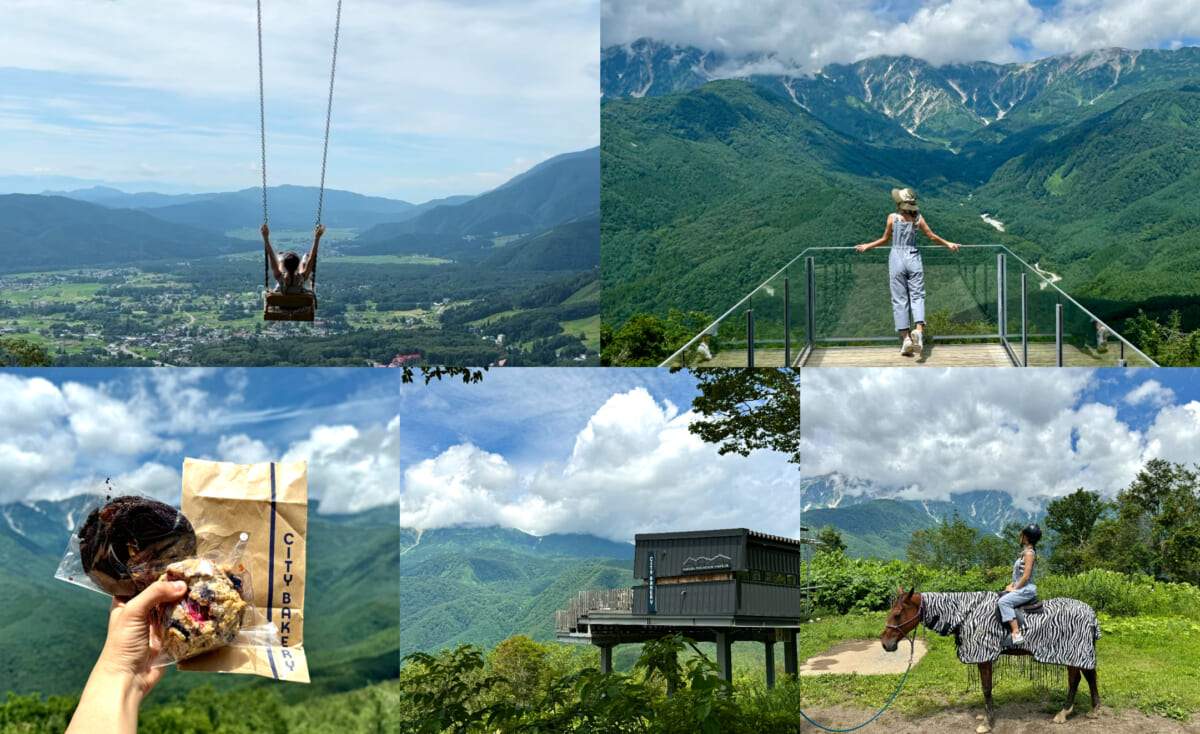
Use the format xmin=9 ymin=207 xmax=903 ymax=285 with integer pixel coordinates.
xmin=0 ymin=0 xmax=599 ymax=197
xmin=215 ymin=434 xmax=274 ymax=465
xmin=283 ymin=416 xmax=401 ymax=515
xmin=603 ymin=0 xmax=1200 ymax=72
xmin=801 ymin=370 xmax=1199 ymax=505
xmin=1143 ymin=401 xmax=1200 ymax=466
xmin=0 ymin=370 xmax=405 ymax=512
xmin=1125 ymin=379 xmax=1175 ymax=407
xmin=399 ymin=388 xmax=799 ymax=541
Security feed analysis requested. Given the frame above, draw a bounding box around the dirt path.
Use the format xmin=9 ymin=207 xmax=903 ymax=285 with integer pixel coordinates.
xmin=801 ymin=639 xmax=929 ymax=676
xmin=799 ymin=703 xmax=1200 ymax=733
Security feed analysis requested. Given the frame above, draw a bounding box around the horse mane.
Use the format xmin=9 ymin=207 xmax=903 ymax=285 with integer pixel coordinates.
xmin=920 ymin=591 xmax=997 ymax=637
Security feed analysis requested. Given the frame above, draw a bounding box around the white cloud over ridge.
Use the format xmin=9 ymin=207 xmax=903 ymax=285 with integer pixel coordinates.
xmin=801 ymin=370 xmax=1200 ymax=507
xmin=603 ymin=0 xmax=1200 ymax=72
xmin=399 ymin=388 xmax=799 ymax=542
xmin=0 ymin=372 xmax=402 ymax=514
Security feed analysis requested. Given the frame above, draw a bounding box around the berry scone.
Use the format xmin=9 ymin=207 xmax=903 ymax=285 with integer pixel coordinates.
xmin=158 ymin=558 xmax=248 ymax=661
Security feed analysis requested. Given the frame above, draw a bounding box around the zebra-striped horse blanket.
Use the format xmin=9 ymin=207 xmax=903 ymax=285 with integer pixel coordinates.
xmin=922 ymin=591 xmax=1102 ymax=669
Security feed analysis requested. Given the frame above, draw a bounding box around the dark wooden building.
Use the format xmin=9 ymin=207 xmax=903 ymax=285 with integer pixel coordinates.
xmin=556 ymin=528 xmax=807 ymax=687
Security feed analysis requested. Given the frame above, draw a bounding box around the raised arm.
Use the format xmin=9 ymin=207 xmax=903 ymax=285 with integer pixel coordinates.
xmin=855 ymin=215 xmax=894 ymax=252
xmin=918 ymin=217 xmax=960 ymax=252
xmin=261 ymin=223 xmax=284 ymax=283
xmin=300 ymin=224 xmax=325 ymax=280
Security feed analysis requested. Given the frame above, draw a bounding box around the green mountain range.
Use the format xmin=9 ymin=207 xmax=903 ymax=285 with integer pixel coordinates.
xmin=399 ymin=525 xmax=631 ymax=659
xmin=0 ymin=497 xmax=398 ymax=702
xmin=601 ymin=42 xmax=1200 ymax=331
xmin=0 ymin=195 xmax=242 ymax=273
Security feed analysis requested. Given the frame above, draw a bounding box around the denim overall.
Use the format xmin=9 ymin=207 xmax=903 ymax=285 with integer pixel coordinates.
xmin=889 ymin=213 xmax=925 ymax=332
xmin=998 ymin=547 xmax=1037 ymax=623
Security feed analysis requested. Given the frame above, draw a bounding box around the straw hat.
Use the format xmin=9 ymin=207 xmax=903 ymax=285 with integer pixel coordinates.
xmin=891 ymin=187 xmax=919 ymax=212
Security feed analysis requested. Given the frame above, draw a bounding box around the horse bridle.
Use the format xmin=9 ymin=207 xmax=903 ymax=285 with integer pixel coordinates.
xmin=886 ymin=596 xmax=924 ymax=658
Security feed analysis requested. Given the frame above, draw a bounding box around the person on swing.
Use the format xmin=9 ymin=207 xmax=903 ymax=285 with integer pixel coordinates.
xmin=260 ymin=223 xmax=324 ymax=294
xmin=854 ymin=188 xmax=961 ymax=356
xmin=998 ymin=523 xmax=1040 ymax=647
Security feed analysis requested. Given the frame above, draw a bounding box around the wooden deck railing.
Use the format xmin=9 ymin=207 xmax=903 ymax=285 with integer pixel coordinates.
xmin=555 ymin=588 xmax=633 ymax=633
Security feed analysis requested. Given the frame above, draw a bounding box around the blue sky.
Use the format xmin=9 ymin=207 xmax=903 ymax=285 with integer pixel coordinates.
xmin=801 ymin=369 xmax=1200 ymax=506
xmin=602 ymin=0 xmax=1200 ymax=71
xmin=0 ymin=0 xmax=599 ymax=201
xmin=0 ymin=368 xmax=798 ymax=542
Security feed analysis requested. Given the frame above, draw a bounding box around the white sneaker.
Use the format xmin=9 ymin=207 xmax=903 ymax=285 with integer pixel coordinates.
xmin=913 ymin=329 xmax=924 ymax=351
xmin=901 ymin=337 xmax=915 ymax=356
xmin=1011 ymin=632 xmax=1025 ymax=646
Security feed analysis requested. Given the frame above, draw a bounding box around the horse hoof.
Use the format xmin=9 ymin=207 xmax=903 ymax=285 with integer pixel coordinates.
xmin=1086 ymin=710 xmax=1099 ymax=719
xmin=1052 ymin=711 xmax=1068 ymax=724
xmin=976 ymin=724 xmax=992 ymax=734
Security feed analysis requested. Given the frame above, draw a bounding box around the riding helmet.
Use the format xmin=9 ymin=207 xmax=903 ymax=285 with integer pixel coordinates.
xmin=1021 ymin=523 xmax=1042 ymax=545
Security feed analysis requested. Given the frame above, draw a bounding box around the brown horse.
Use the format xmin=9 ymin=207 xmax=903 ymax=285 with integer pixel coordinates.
xmin=880 ymin=586 xmax=1100 ymax=733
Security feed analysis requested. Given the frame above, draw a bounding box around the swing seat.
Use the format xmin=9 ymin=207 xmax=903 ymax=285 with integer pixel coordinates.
xmin=264 ymin=291 xmax=317 ymax=322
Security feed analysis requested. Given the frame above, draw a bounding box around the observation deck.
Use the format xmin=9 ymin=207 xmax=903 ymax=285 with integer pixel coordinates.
xmin=660 ymin=245 xmax=1156 ymax=368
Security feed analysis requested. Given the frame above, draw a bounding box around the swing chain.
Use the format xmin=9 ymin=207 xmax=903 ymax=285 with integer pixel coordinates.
xmin=256 ymin=0 xmax=268 ymax=228
xmin=315 ymin=0 xmax=342 ymax=227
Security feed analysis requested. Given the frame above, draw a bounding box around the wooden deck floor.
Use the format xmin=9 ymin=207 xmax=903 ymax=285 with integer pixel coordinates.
xmin=686 ymin=342 xmax=1145 ymax=368
xmin=801 ymin=343 xmax=1014 ymax=367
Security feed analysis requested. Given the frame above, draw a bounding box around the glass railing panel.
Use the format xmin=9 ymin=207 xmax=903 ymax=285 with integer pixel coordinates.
xmin=666 ymin=244 xmax=1157 ymax=367
xmin=803 ymin=246 xmax=1001 ymax=343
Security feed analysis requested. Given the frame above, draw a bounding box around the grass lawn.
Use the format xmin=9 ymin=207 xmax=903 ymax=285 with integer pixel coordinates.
xmin=796 ymin=613 xmax=1200 ymax=722
xmin=563 ymin=280 xmax=601 ymax=304
xmin=331 ymin=255 xmax=451 ymax=265
xmin=468 ymin=309 xmax=523 ymax=327
xmin=560 ymin=313 xmax=601 ymax=352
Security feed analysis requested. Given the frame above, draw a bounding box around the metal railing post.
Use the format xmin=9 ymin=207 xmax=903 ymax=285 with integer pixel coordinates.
xmin=806 ymin=257 xmax=815 ymax=349
xmin=1021 ymin=273 xmax=1028 ymax=367
xmin=784 ymin=277 xmax=791 ymax=368
xmin=997 ymin=252 xmax=1006 ymax=342
xmin=1055 ymin=303 xmax=1064 ymax=367
xmin=747 ymin=307 xmax=755 ymax=368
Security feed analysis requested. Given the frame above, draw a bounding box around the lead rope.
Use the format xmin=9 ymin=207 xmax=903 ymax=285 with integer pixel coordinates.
xmin=257 ymin=0 xmax=269 ymax=292
xmin=798 ymin=610 xmax=922 ymax=732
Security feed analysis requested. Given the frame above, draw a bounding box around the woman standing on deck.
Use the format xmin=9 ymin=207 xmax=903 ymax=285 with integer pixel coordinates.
xmin=855 ymin=188 xmax=961 ymax=356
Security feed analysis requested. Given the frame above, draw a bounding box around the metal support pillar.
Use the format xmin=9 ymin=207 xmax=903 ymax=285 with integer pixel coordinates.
xmin=764 ymin=640 xmax=776 ymax=689
xmin=1056 ymin=303 xmax=1064 ymax=367
xmin=1021 ymin=273 xmax=1028 ymax=367
xmin=783 ymin=629 xmax=798 ymax=678
xmin=997 ymin=252 xmax=1006 ymax=342
xmin=715 ymin=631 xmax=733 ymax=684
xmin=599 ymin=645 xmax=613 ymax=674
xmin=746 ymin=309 xmax=755 ymax=368
xmin=784 ymin=277 xmax=791 ymax=368
xmin=806 ymin=257 xmax=815 ymax=350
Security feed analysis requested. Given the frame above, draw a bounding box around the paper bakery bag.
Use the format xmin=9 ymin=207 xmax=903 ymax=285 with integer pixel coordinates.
xmin=178 ymin=458 xmax=310 ymax=683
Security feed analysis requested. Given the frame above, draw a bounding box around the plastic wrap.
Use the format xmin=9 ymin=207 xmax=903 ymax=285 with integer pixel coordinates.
xmin=55 ymin=490 xmax=196 ymax=597
xmin=139 ymin=532 xmax=281 ymax=665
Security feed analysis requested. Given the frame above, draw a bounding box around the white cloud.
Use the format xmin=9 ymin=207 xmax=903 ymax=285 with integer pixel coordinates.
xmin=61 ymin=463 xmax=183 ymax=505
xmin=0 ymin=0 xmax=599 ymax=197
xmin=1125 ymin=379 xmax=1175 ymax=407
xmin=284 ymin=416 xmax=401 ymax=514
xmin=399 ymin=388 xmax=799 ymax=541
xmin=62 ymin=382 xmax=160 ymax=455
xmin=603 ymin=0 xmax=1200 ymax=72
xmin=1143 ymin=401 xmax=1200 ymax=466
xmin=400 ymin=443 xmax=522 ymax=529
xmin=801 ymin=370 xmax=1200 ymax=505
xmin=215 ymin=434 xmax=274 ymax=465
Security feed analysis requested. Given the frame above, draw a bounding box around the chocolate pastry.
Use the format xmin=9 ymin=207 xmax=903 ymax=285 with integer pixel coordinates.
xmin=159 ymin=558 xmax=248 ymax=662
xmin=77 ymin=496 xmax=197 ymax=597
